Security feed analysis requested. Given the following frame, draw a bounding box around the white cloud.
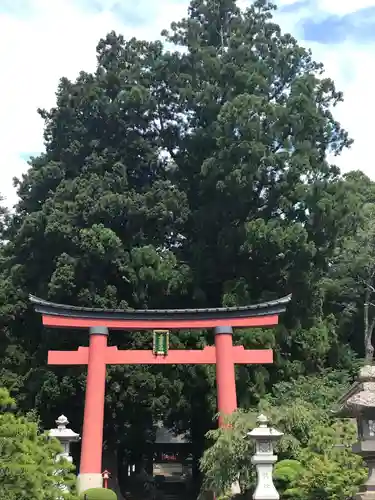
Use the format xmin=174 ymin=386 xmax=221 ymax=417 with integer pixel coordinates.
xmin=0 ymin=1 xmax=122 ymax=208
xmin=317 ymin=0 xmax=375 ymax=15
xmin=275 ymin=1 xmax=375 ymax=179
xmin=278 ymin=0 xmax=375 ymax=13
xmin=0 ymin=0 xmax=374 ymax=209
xmin=309 ymin=43 xmax=374 ymax=174
xmin=0 ymin=0 xmax=188 ymax=209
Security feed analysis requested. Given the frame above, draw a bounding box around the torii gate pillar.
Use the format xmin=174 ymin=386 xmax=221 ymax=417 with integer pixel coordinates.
xmin=77 ymin=326 xmax=108 ymax=492
xmin=215 ymin=326 xmax=237 ymax=424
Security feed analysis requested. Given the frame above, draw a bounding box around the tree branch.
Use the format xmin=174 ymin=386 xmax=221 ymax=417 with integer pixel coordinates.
xmin=359 ymin=278 xmax=375 ymax=294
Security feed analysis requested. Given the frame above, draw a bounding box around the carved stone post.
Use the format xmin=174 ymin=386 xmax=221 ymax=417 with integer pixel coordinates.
xmin=247 ymin=414 xmax=283 ymax=500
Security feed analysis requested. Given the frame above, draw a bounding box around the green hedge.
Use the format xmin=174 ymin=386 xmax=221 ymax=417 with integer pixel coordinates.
xmin=80 ymin=487 xmax=117 ymax=500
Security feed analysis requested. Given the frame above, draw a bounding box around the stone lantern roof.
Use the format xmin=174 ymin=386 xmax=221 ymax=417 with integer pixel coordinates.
xmin=247 ymin=414 xmax=283 ymax=440
xmin=334 ymin=365 xmax=375 ymax=500
xmin=335 ymin=365 xmax=375 ymax=418
xmin=49 ymin=415 xmax=80 ymax=442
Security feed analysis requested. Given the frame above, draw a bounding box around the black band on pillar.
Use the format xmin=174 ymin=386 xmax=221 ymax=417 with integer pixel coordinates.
xmin=89 ymin=326 xmax=109 ymax=336
xmin=214 ymin=326 xmax=233 ymax=335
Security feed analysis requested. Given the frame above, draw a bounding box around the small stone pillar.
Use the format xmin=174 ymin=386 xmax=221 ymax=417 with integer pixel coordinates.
xmin=335 ymin=365 xmax=375 ymax=500
xmin=247 ymin=414 xmax=283 ymax=500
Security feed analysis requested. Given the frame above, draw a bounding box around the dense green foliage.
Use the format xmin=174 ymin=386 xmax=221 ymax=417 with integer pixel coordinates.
xmin=0 ymin=0 xmax=373 ymax=497
xmin=200 ymin=373 xmax=367 ymax=497
xmin=0 ymin=388 xmax=78 ymax=500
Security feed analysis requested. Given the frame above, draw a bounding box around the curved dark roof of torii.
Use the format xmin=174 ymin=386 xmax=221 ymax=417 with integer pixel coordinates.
xmin=29 ymin=294 xmax=292 ymax=321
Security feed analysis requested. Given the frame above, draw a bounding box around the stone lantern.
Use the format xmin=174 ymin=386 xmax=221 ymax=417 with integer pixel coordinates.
xmin=48 ymin=415 xmax=80 ymax=496
xmin=335 ymin=365 xmax=375 ymax=500
xmin=49 ymin=415 xmax=80 ymax=463
xmin=247 ymin=414 xmax=283 ymax=500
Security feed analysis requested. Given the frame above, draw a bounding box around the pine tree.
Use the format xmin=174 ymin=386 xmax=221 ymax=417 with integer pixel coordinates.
xmin=0 ymin=388 xmax=78 ymax=500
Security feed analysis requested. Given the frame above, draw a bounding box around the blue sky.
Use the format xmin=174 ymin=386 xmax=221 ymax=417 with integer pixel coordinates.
xmin=282 ymin=1 xmax=375 ymax=43
xmin=0 ymin=0 xmax=374 ymax=208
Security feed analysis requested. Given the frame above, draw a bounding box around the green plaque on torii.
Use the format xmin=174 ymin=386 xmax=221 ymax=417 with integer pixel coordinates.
xmin=153 ymin=330 xmax=169 ymax=356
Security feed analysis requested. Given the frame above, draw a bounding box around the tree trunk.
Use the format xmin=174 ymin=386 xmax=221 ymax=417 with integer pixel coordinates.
xmin=364 ymin=289 xmax=375 ymax=363
xmin=102 ymin=444 xmax=124 ymax=499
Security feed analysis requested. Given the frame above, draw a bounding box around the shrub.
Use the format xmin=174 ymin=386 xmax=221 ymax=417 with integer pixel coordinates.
xmin=80 ymin=488 xmax=117 ymax=500
xmin=0 ymin=388 xmax=77 ymax=500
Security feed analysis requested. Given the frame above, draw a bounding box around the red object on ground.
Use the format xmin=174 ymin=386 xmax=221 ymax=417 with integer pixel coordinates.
xmin=102 ymin=470 xmax=110 ymax=489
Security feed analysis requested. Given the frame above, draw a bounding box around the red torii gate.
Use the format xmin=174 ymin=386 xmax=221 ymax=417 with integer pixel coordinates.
xmin=30 ymin=294 xmax=291 ymax=494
